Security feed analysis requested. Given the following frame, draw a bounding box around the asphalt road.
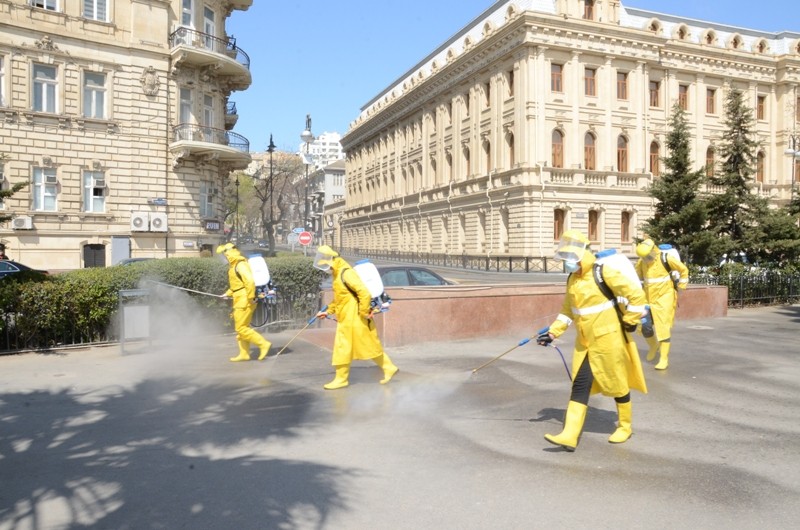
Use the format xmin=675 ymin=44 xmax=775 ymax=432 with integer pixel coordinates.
xmin=1 ymin=305 xmax=798 ymax=529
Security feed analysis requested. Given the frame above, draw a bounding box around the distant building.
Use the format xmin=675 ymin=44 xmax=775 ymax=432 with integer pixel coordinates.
xmin=341 ymin=0 xmax=800 ymax=258
xmin=298 ymin=131 xmax=345 ymax=170
xmin=0 ymin=0 xmax=254 ymax=269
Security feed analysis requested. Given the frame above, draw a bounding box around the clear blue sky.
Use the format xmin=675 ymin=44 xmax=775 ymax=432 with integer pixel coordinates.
xmin=228 ymin=0 xmax=798 ymax=154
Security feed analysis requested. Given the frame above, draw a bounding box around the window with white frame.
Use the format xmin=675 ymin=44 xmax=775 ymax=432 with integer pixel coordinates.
xmin=33 ymin=64 xmax=58 ymax=113
xmin=33 ymin=167 xmax=58 ymax=211
xmin=31 ymin=0 xmax=59 ymax=11
xmin=203 ymin=7 xmax=215 ymax=49
xmin=0 ymin=57 xmax=5 ymax=107
xmin=181 ymin=0 xmax=194 ymax=27
xmin=83 ymin=170 xmax=106 ymax=212
xmin=199 ymin=182 xmax=214 ymax=218
xmin=0 ymin=161 xmax=5 ymax=209
xmin=203 ymin=94 xmax=214 ymax=128
xmin=180 ymin=88 xmax=193 ymax=123
xmin=83 ymin=71 xmax=106 ymax=119
xmin=83 ymin=0 xmax=107 ymax=22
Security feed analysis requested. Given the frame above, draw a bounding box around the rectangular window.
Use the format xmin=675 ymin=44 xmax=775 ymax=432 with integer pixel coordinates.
xmin=796 ymin=96 xmax=800 ymax=123
xmin=83 ymin=170 xmax=106 ymax=213
xmin=551 ymin=64 xmax=563 ymax=93
xmin=584 ymin=68 xmax=596 ymax=97
xmin=706 ymin=88 xmax=716 ymax=114
xmin=203 ymin=94 xmax=213 ymax=127
xmin=203 ymin=7 xmax=215 ymax=49
xmin=507 ymin=69 xmax=514 ymax=97
xmin=33 ymin=64 xmax=58 ymax=113
xmin=83 ymin=71 xmax=106 ymax=119
xmin=553 ymin=209 xmax=565 ymax=241
xmin=464 ymin=92 xmax=470 ymax=117
xmin=484 ymin=81 xmax=491 ymax=107
xmin=181 ymin=0 xmax=193 ymax=26
xmin=757 ymin=95 xmax=766 ymax=120
xmin=588 ymin=211 xmax=599 ymax=242
xmin=31 ymin=0 xmax=58 ymax=11
xmin=649 ymin=80 xmax=660 ymax=107
xmin=179 ymin=87 xmax=193 ymax=123
xmin=583 ymin=0 xmax=594 ymax=20
xmin=621 ymin=211 xmax=631 ymax=243
xmin=83 ymin=0 xmax=107 ymax=21
xmin=617 ymin=72 xmax=628 ymax=100
xmin=0 ymin=161 xmax=5 ymax=209
xmin=200 ymin=182 xmax=214 ymax=218
xmin=678 ymin=84 xmax=689 ymax=110
xmin=33 ymin=167 xmax=58 ymax=211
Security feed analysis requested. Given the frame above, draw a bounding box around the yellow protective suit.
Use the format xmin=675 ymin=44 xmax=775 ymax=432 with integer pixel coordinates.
xmin=635 ymin=247 xmax=688 ymax=342
xmin=325 ymin=256 xmax=384 ymax=365
xmin=220 ymin=245 xmax=271 ymax=362
xmin=548 ymin=252 xmax=648 ymax=397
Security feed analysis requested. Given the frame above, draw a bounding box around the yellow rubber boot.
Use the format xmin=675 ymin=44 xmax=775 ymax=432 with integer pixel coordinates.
xmin=645 ymin=335 xmax=659 ymax=362
xmin=324 ymin=365 xmax=350 ymax=390
xmin=609 ymin=401 xmax=633 ymax=443
xmin=544 ymin=401 xmax=587 ymax=452
xmin=229 ymin=340 xmax=251 ymax=362
xmin=257 ymin=340 xmax=272 ymax=361
xmin=373 ymin=353 xmax=399 ymax=384
xmin=655 ymin=341 xmax=671 ymax=370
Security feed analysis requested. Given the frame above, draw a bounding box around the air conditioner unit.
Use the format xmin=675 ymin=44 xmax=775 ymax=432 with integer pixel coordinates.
xmin=131 ymin=212 xmax=149 ymax=232
xmin=92 ymin=178 xmax=107 ymax=189
xmin=45 ymin=174 xmax=58 ymax=185
xmin=12 ymin=215 xmax=33 ymax=230
xmin=150 ymin=212 xmax=168 ymax=232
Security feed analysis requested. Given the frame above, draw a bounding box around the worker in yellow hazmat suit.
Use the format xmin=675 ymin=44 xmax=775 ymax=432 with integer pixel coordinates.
xmin=217 ymin=243 xmax=271 ymax=362
xmin=635 ymin=239 xmax=689 ymax=370
xmin=313 ymin=245 xmax=398 ymax=390
xmin=537 ymin=231 xmax=648 ymax=451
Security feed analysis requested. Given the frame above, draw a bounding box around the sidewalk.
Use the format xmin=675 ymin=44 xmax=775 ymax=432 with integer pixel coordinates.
xmin=0 ymin=305 xmax=798 ymax=529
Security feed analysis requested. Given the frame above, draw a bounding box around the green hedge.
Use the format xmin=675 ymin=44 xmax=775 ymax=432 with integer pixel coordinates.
xmin=0 ymin=254 xmax=326 ymax=351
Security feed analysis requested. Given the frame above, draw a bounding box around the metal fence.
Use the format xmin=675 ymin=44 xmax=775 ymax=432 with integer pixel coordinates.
xmin=690 ymin=271 xmax=800 ymax=308
xmin=341 ymin=248 xmax=565 ymax=273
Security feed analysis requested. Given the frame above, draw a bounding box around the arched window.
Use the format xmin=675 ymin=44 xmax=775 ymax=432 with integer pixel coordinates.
xmin=706 ymin=147 xmax=716 ymax=177
xmin=584 ymin=132 xmax=596 ymax=170
xmin=552 ymin=130 xmax=564 ymax=168
xmin=617 ymin=136 xmax=628 ymax=172
xmin=756 ymin=151 xmax=765 ymax=183
xmin=650 ymin=141 xmax=660 ymax=176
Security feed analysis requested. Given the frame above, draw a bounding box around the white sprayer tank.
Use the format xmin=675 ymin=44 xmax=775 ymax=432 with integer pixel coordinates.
xmin=594 ymin=249 xmax=641 ymax=289
xmin=248 ymin=254 xmax=271 ymax=287
xmin=353 ymin=259 xmax=384 ymax=299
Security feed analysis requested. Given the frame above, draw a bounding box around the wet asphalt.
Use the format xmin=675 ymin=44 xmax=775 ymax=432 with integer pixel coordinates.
xmin=0 ymin=305 xmax=798 ymax=529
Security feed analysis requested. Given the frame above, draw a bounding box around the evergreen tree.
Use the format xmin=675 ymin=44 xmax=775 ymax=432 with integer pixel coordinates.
xmin=643 ymin=104 xmax=711 ymax=264
xmin=0 ymin=153 xmax=29 ymax=224
xmin=702 ymin=88 xmax=770 ymax=264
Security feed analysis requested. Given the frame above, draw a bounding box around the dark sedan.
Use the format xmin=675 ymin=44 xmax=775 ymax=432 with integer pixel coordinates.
xmin=0 ymin=260 xmax=48 ymax=278
xmin=377 ymin=266 xmax=454 ymax=287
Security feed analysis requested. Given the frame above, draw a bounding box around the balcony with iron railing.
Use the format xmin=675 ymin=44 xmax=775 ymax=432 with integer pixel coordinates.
xmin=169 ymin=123 xmax=250 ymax=169
xmin=224 ymin=101 xmax=238 ymax=129
xmin=169 ymin=27 xmax=251 ymax=88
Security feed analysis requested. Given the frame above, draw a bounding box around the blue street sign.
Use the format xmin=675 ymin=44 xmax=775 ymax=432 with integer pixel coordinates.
xmin=292 ymin=227 xmax=304 ymax=234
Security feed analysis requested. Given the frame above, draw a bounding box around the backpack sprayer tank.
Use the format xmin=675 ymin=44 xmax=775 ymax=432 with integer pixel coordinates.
xmin=353 ymin=259 xmax=392 ymax=312
xmin=247 ymin=253 xmax=276 ymax=301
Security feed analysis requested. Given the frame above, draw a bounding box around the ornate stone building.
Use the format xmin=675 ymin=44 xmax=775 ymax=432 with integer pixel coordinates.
xmin=0 ymin=0 xmax=252 ymax=269
xmin=340 ymin=0 xmax=800 ymax=258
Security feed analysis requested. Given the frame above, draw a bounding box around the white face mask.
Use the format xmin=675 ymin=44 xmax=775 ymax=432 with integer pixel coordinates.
xmin=565 ymin=260 xmax=580 ymax=273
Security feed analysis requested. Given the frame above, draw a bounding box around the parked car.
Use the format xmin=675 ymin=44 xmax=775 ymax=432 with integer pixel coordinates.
xmin=0 ymin=260 xmax=48 ymax=278
xmin=377 ymin=266 xmax=454 ymax=287
xmin=116 ymin=258 xmax=156 ymax=266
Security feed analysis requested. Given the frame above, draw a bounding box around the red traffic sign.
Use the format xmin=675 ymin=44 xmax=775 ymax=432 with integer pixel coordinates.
xmin=298 ymin=231 xmax=313 ymax=246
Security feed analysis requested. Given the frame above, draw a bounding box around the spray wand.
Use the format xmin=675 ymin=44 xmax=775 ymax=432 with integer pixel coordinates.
xmin=471 ymin=337 xmax=534 ymax=374
xmin=272 ymin=305 xmax=328 ymax=359
xmin=535 ymin=326 xmax=572 ymax=381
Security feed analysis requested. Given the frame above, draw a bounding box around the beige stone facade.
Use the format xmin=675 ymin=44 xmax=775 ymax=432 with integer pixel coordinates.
xmin=0 ymin=0 xmax=252 ymax=269
xmin=340 ymin=0 xmax=800 ymax=258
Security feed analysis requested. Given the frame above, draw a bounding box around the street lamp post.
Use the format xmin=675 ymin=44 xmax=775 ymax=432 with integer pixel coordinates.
xmin=300 ymin=114 xmax=314 ymax=235
xmin=267 ymin=134 xmax=276 ymax=253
